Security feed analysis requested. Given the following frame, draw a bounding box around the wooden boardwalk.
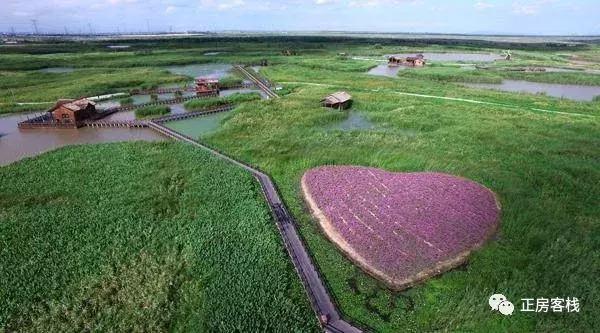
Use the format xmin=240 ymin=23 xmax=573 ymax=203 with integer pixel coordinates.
xmin=234 ymin=65 xmax=279 ymax=99
xmin=147 ymin=122 xmax=362 ymax=333
xmin=82 ymin=120 xmax=148 ymax=128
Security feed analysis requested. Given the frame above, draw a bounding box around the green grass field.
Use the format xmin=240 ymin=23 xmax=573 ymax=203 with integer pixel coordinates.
xmin=201 ymin=63 xmax=599 ymax=332
xmin=1 ymin=37 xmax=599 ymax=332
xmin=0 ymin=142 xmax=317 ymax=332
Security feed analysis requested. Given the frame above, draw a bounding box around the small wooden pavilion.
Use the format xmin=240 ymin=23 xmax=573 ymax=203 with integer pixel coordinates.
xmin=321 ymin=91 xmax=353 ymax=110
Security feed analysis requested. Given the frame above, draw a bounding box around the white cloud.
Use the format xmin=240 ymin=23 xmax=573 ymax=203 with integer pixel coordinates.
xmin=474 ymin=1 xmax=494 ymax=11
xmin=349 ymin=0 xmax=421 ymax=8
xmin=165 ymin=5 xmax=176 ymax=13
xmin=315 ymin=0 xmax=337 ymax=4
xmin=512 ymin=0 xmax=556 ymax=16
xmin=199 ymin=0 xmax=245 ymax=11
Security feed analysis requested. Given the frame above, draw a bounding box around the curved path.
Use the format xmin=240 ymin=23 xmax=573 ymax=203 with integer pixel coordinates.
xmin=147 ymin=121 xmax=362 ymax=333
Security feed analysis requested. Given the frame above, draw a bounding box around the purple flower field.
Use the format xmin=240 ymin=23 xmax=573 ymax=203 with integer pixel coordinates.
xmin=302 ymin=166 xmax=501 ymax=289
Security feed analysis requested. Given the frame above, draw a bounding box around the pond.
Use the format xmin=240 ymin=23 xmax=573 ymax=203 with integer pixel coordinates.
xmin=386 ymin=52 xmax=503 ymax=62
xmin=328 ymin=110 xmax=375 ymax=131
xmin=165 ymin=63 xmax=232 ymax=78
xmin=165 ymin=111 xmax=231 ymax=139
xmin=0 ymin=112 xmax=164 ymax=166
xmin=38 ymin=67 xmax=75 ymax=73
xmin=367 ymin=64 xmax=406 ymax=78
xmin=464 ymin=80 xmax=600 ymax=101
xmin=221 ymin=87 xmax=269 ymax=99
xmin=106 ymin=45 xmax=130 ymax=49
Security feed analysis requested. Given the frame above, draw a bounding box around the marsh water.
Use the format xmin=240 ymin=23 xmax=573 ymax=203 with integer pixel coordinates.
xmin=386 ymin=52 xmax=502 ymax=62
xmin=165 ymin=111 xmax=232 ymax=139
xmin=0 ymin=63 xmax=265 ymax=165
xmin=0 ymin=112 xmax=164 ymax=166
xmin=465 ymin=80 xmax=600 ymax=101
xmin=367 ymin=65 xmax=406 ymax=77
xmin=165 ymin=63 xmax=232 ymax=78
xmin=328 ymin=110 xmax=375 ymax=131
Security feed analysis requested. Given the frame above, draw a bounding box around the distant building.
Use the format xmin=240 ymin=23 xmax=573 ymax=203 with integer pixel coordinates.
xmin=388 ymin=56 xmax=403 ymax=66
xmin=405 ymin=56 xmax=426 ymax=67
xmin=321 ymin=91 xmax=353 ymax=110
xmin=388 ymin=54 xmax=426 ymax=67
xmin=195 ymin=78 xmax=219 ymax=95
xmin=281 ymin=49 xmax=298 ymax=56
xmin=50 ymin=98 xmax=96 ymax=125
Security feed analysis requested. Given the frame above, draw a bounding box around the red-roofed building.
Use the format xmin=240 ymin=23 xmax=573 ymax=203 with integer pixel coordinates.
xmin=50 ymin=98 xmax=96 ymax=125
xmin=195 ymin=78 xmax=219 ymax=95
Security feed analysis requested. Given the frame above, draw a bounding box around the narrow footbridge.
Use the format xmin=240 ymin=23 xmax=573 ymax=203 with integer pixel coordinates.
xmin=234 ymin=65 xmax=279 ymax=99
xmin=147 ymin=122 xmax=362 ymax=333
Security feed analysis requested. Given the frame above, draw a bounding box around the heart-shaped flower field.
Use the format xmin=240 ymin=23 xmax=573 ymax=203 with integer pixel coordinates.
xmin=301 ymin=166 xmax=501 ymax=290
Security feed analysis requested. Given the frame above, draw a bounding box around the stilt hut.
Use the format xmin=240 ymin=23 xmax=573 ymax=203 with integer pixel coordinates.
xmin=321 ymin=91 xmax=353 ymax=110
xmin=195 ymin=78 xmax=219 ymax=95
xmin=388 ymin=56 xmax=403 ymax=67
xmin=405 ymin=56 xmax=426 ymax=67
xmin=50 ymin=98 xmax=96 ymax=126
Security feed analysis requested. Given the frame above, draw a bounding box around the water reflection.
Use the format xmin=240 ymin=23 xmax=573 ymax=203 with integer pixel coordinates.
xmin=328 ymin=110 xmax=375 ymax=131
xmin=165 ymin=63 xmax=232 ymax=78
xmin=464 ymin=80 xmax=600 ymax=101
xmin=0 ymin=112 xmax=164 ymax=166
xmin=165 ymin=111 xmax=232 ymax=139
xmin=367 ymin=65 xmax=406 ymax=78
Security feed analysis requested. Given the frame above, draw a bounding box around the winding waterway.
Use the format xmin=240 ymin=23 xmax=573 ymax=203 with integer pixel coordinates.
xmin=0 ymin=112 xmax=164 ymax=166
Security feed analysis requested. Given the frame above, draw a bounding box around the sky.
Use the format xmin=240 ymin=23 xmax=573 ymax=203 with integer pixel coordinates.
xmin=1 ymin=0 xmax=599 ymax=35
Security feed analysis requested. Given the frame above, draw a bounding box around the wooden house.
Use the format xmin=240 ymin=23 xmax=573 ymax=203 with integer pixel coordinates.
xmin=281 ymin=49 xmax=298 ymax=56
xmin=195 ymin=77 xmax=219 ymax=95
xmin=321 ymin=91 xmax=353 ymax=110
xmin=405 ymin=56 xmax=426 ymax=67
xmin=388 ymin=56 xmax=403 ymax=66
xmin=50 ymin=98 xmax=96 ymax=126
xmin=389 ymin=54 xmax=426 ymax=67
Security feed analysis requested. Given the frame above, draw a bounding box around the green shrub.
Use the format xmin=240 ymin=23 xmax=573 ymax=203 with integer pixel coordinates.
xmin=184 ymin=92 xmax=261 ymax=111
xmin=119 ymin=97 xmax=134 ymax=106
xmin=134 ymin=105 xmax=170 ymax=119
xmin=219 ymin=76 xmax=244 ymax=88
xmin=0 ymin=143 xmax=315 ymax=331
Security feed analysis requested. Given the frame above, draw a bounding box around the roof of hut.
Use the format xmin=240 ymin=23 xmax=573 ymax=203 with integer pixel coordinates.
xmin=51 ymin=98 xmax=95 ymax=112
xmin=321 ymin=91 xmax=352 ymax=104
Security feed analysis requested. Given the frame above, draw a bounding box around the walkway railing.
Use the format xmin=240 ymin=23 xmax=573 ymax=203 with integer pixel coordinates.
xmin=147 ymin=122 xmax=362 ymax=333
xmin=234 ymin=65 xmax=279 ymax=99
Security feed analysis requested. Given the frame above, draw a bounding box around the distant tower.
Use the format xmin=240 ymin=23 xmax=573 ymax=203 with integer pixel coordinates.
xmin=31 ymin=19 xmax=39 ymax=34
